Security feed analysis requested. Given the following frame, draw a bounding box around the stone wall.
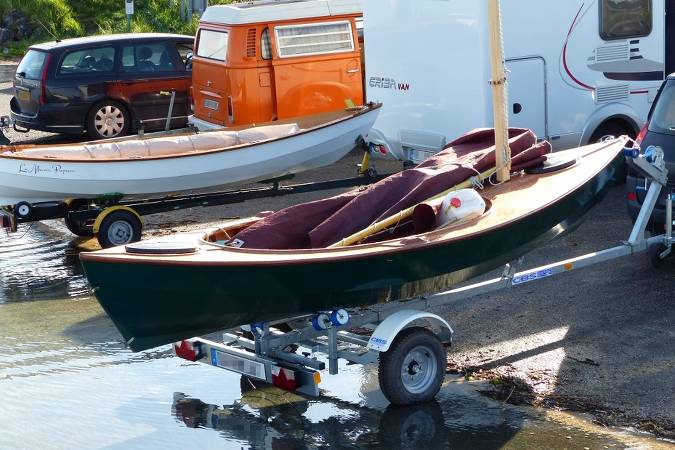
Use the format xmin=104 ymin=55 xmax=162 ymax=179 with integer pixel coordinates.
xmin=0 ymin=9 xmax=34 ymax=44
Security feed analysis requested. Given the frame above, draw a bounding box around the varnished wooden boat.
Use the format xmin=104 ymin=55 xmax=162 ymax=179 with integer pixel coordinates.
xmin=80 ymin=134 xmax=626 ymax=351
xmin=0 ymin=104 xmax=380 ymax=207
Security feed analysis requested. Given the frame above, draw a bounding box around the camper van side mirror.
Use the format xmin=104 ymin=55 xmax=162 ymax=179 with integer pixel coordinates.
xmin=185 ymin=52 xmax=193 ymax=71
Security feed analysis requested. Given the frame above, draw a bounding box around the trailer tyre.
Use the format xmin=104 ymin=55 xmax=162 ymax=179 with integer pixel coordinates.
xmin=64 ymin=200 xmax=94 ymax=237
xmin=378 ymin=327 xmax=445 ymax=405
xmin=14 ymin=201 xmax=33 ymax=219
xmin=97 ymin=210 xmax=142 ymax=248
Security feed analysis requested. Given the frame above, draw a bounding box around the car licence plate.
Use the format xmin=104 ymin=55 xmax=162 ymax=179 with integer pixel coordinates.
xmin=16 ymin=89 xmax=30 ymax=101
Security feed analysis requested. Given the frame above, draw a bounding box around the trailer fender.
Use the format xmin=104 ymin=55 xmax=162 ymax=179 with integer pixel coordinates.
xmin=367 ymin=309 xmax=453 ymax=352
xmin=92 ymin=206 xmax=143 ymax=234
xmin=580 ymin=104 xmax=641 ymax=145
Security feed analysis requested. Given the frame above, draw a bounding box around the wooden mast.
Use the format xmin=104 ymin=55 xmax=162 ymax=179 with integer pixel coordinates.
xmin=487 ymin=0 xmax=511 ymax=182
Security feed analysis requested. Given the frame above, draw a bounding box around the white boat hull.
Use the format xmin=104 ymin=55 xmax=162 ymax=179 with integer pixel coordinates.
xmin=0 ymin=108 xmax=378 ymax=206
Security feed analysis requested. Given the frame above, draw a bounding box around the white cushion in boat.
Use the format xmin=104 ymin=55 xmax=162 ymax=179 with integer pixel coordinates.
xmin=237 ymin=123 xmax=299 ymax=143
xmin=11 ymin=124 xmax=298 ymax=160
xmin=189 ymin=131 xmax=240 ymax=151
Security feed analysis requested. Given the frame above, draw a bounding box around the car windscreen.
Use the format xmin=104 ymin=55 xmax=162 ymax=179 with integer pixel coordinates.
xmin=17 ymin=49 xmax=47 ymax=80
xmin=649 ymin=80 xmax=675 ymax=136
xmin=196 ymin=29 xmax=228 ymax=61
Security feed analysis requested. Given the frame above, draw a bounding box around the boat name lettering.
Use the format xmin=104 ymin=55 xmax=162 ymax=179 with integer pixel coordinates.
xmin=512 ymin=268 xmax=554 ymax=286
xmin=18 ymin=163 xmax=75 ymax=176
xmin=368 ymin=76 xmax=410 ymax=91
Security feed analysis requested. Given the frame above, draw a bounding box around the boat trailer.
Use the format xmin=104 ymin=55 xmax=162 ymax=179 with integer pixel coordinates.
xmin=173 ymin=146 xmax=673 ymax=406
xmin=0 ymin=168 xmax=385 ymax=249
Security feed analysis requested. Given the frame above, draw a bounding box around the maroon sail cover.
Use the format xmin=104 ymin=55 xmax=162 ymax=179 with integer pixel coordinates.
xmin=233 ymin=128 xmax=551 ymax=249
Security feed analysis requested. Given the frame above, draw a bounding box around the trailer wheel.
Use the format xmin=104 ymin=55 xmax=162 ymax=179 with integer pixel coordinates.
xmin=97 ymin=210 xmax=142 ymax=248
xmin=13 ymin=201 xmax=33 ymax=219
xmin=378 ymin=327 xmax=445 ymax=405
xmin=64 ymin=215 xmax=94 ymax=237
xmin=64 ymin=200 xmax=94 ymax=237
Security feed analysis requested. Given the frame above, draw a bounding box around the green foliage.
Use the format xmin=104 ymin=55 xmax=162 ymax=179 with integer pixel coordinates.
xmin=0 ymin=0 xmax=83 ymax=39
xmin=0 ymin=0 xmax=238 ymax=54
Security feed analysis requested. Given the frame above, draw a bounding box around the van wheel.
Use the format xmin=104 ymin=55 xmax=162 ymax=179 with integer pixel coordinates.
xmin=591 ymin=122 xmax=634 ymax=184
xmin=87 ymin=101 xmax=130 ymax=140
xmin=590 ymin=122 xmax=634 ymax=144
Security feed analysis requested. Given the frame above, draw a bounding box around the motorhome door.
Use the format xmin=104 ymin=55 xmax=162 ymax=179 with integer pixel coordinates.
xmin=506 ymin=58 xmax=547 ymax=140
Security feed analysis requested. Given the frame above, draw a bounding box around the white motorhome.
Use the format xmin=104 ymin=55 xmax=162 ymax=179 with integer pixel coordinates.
xmin=363 ymin=0 xmax=670 ymax=163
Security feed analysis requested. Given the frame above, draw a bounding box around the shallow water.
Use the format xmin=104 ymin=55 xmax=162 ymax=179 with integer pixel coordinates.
xmin=0 ymin=221 xmax=89 ymax=303
xmin=0 ymin=224 xmax=672 ymax=449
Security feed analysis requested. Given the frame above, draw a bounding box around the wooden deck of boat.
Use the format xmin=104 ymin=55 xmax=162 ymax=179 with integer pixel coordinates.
xmin=80 ymin=139 xmax=625 ymax=265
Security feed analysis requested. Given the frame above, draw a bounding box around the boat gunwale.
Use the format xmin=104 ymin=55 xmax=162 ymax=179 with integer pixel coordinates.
xmin=79 ymin=138 xmax=626 ymax=266
xmin=0 ymin=104 xmax=381 ymax=164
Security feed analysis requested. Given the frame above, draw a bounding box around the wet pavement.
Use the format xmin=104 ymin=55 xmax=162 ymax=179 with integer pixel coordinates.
xmin=1 ymin=221 xmax=673 ymax=449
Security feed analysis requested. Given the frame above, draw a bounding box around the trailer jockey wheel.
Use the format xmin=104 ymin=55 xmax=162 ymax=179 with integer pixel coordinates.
xmin=97 ymin=210 xmax=142 ymax=248
xmin=378 ymin=327 xmax=445 ymax=405
xmin=13 ymin=201 xmax=33 ymax=220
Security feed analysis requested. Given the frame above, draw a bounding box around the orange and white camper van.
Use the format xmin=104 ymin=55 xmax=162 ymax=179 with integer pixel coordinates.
xmin=189 ymin=0 xmax=363 ymax=130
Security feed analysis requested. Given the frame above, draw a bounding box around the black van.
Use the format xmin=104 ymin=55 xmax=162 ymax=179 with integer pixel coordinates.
xmin=11 ymin=33 xmax=193 ymax=140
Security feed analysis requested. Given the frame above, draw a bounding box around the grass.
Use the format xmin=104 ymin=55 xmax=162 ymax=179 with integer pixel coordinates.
xmin=0 ymin=0 xmax=236 ymax=57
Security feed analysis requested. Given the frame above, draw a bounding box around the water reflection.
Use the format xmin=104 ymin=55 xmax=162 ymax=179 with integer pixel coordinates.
xmin=172 ymin=377 xmax=632 ymax=450
xmin=0 ymin=221 xmax=89 ymax=303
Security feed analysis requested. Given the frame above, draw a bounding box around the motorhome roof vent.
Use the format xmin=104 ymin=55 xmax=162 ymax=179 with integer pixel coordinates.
xmin=595 ymin=85 xmax=630 ymax=104
xmin=246 ymin=28 xmax=257 ymax=57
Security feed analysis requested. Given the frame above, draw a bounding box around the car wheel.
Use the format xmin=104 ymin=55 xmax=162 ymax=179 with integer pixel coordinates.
xmin=86 ymin=101 xmax=130 ymax=140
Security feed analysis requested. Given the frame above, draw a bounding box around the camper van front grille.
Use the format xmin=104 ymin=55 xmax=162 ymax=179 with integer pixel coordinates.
xmin=595 ymin=44 xmax=629 ymax=63
xmin=595 ymin=85 xmax=630 ymax=104
xmin=246 ymin=28 xmax=257 ymax=57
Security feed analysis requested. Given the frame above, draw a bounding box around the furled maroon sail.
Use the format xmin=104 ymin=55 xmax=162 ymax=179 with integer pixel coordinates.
xmin=233 ymin=128 xmax=551 ymax=249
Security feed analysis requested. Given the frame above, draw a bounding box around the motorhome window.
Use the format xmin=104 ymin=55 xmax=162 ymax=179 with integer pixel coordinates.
xmin=275 ymin=21 xmax=354 ymax=58
xmin=600 ymin=0 xmax=652 ymax=40
xmin=197 ymin=29 xmax=228 ymax=61
xmin=58 ymin=47 xmax=115 ymax=75
xmin=122 ymin=44 xmax=175 ymax=72
xmin=648 ymin=80 xmax=675 ymax=135
xmin=261 ymin=28 xmax=272 ymax=60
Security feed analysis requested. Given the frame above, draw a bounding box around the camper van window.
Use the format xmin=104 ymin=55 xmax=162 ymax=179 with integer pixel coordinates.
xmin=600 ymin=0 xmax=652 ymax=40
xmin=197 ymin=29 xmax=229 ymax=61
xmin=261 ymin=28 xmax=272 ymax=60
xmin=275 ymin=21 xmax=354 ymax=58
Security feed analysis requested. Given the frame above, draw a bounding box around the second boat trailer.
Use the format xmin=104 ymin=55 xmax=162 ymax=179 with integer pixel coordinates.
xmin=173 ymin=147 xmax=673 ymax=406
xmin=0 ymin=168 xmax=385 ymax=248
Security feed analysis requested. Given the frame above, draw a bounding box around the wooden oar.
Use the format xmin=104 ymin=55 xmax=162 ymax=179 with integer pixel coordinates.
xmin=328 ymin=166 xmax=497 ymax=248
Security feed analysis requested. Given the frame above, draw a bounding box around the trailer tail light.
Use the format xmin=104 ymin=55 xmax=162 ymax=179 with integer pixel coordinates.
xmin=39 ymin=52 xmax=52 ymax=106
xmin=271 ymin=366 xmax=298 ymax=391
xmin=635 ymin=122 xmax=649 ymax=146
xmin=627 ymin=191 xmax=638 ymax=202
xmin=174 ymin=340 xmax=202 ymax=361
